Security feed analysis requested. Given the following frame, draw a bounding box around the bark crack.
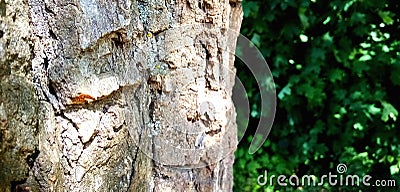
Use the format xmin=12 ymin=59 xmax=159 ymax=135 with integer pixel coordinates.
xmin=59 ymin=112 xmax=84 ymax=145
xmin=25 ymin=148 xmax=40 ymax=169
xmin=82 ymin=130 xmax=98 ymax=149
xmin=200 ymin=42 xmax=214 ymax=90
xmin=43 ymin=2 xmax=55 ymax=16
xmin=128 ymin=144 xmax=139 ymax=189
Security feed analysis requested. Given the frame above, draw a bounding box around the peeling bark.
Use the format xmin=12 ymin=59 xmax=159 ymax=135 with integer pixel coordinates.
xmin=0 ymin=0 xmax=242 ymax=191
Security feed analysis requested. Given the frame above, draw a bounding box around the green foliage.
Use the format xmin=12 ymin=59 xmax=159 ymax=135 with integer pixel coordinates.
xmin=234 ymin=0 xmax=400 ymax=191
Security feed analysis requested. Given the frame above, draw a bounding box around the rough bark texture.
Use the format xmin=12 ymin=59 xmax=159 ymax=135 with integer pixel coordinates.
xmin=0 ymin=0 xmax=242 ymax=191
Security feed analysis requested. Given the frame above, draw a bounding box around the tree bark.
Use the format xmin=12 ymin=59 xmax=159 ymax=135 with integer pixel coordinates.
xmin=0 ymin=0 xmax=242 ymax=191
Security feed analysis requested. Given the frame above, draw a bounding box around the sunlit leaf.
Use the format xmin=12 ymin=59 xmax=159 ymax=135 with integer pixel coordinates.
xmin=251 ymin=33 xmax=261 ymax=47
xmin=381 ymin=101 xmax=398 ymax=122
xmin=278 ymin=84 xmax=292 ymax=100
xmin=378 ymin=11 xmax=394 ymax=25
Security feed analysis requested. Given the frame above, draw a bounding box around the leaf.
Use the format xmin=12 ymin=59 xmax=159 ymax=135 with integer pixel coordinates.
xmin=311 ymin=47 xmax=325 ymax=60
xmin=282 ymin=23 xmax=300 ymax=39
xmin=242 ymin=1 xmax=259 ymax=18
xmin=381 ymin=101 xmax=398 ymax=122
xmin=353 ymin=122 xmax=364 ymax=131
xmin=328 ymin=69 xmax=344 ymax=83
xmin=353 ymin=61 xmax=370 ymax=74
xmin=390 ymin=164 xmax=399 ymax=175
xmin=378 ymin=11 xmax=394 ymax=25
xmin=350 ymin=12 xmax=366 ymax=24
xmin=247 ymin=161 xmax=261 ymax=171
xmin=251 ymin=33 xmax=261 ymax=47
xmin=310 ymin=120 xmax=324 ymax=135
xmin=368 ymin=104 xmax=381 ymax=115
xmin=298 ymin=7 xmax=309 ymax=29
xmin=299 ymin=34 xmax=308 ymax=42
xmin=322 ymin=32 xmax=333 ymax=43
xmin=354 ymin=25 xmax=369 ymax=36
xmin=278 ymin=83 xmax=292 ymax=100
xmin=359 ymin=54 xmax=372 ymax=61
xmin=315 ymin=144 xmax=328 ymax=155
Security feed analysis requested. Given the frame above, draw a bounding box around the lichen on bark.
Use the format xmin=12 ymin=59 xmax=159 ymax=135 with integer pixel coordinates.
xmin=0 ymin=0 xmax=39 ymax=191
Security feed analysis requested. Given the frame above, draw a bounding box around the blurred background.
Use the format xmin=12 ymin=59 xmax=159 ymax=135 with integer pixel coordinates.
xmin=233 ymin=0 xmax=400 ymax=191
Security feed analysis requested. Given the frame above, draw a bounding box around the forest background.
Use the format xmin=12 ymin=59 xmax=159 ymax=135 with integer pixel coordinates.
xmin=233 ymin=0 xmax=400 ymax=191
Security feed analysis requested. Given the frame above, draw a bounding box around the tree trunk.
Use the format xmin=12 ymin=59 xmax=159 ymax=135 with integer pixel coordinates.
xmin=0 ymin=0 xmax=242 ymax=191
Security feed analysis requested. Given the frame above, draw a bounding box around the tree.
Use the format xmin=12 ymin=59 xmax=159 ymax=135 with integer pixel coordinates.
xmin=0 ymin=0 xmax=242 ymax=191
